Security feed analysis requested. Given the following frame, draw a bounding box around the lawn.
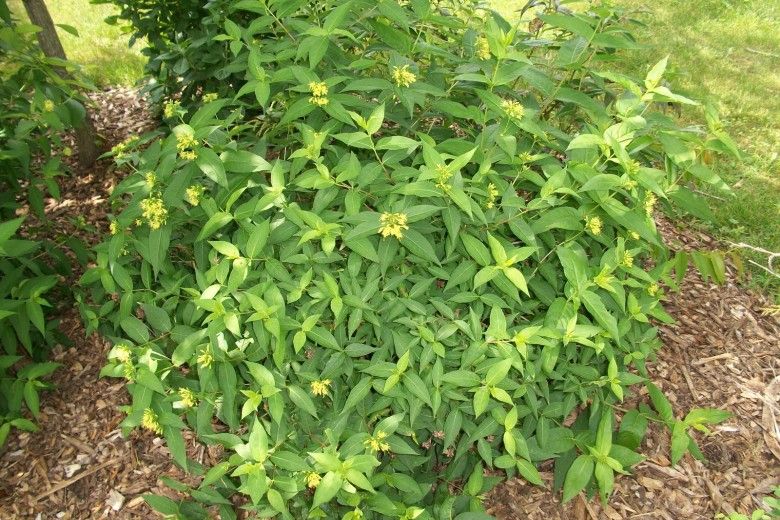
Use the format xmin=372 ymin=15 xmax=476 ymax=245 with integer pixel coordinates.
xmin=498 ymin=0 xmax=780 ymax=295
xmin=8 ymin=0 xmax=144 ymax=86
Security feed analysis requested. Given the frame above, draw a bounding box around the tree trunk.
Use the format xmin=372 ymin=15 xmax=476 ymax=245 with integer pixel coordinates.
xmin=22 ymin=0 xmax=100 ymax=167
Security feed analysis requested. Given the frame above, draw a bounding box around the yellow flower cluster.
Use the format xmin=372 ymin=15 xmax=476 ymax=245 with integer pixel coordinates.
xmin=306 ymin=472 xmax=322 ymax=489
xmin=434 ymin=164 xmax=453 ymax=191
xmin=586 ymin=216 xmax=602 ymax=235
xmin=622 ymin=251 xmax=634 ymax=268
xmin=501 ymin=99 xmax=525 ymax=119
xmin=43 ymin=99 xmax=55 ymax=112
xmin=186 ymin=185 xmax=204 ymax=206
xmin=163 ymin=99 xmax=181 ymax=118
xmin=142 ymin=408 xmax=163 ymax=435
xmin=310 ymin=379 xmax=331 ymax=397
xmin=197 ymin=348 xmax=213 ymax=368
xmin=391 ymin=65 xmax=417 ymax=87
xmin=145 ymin=172 xmax=157 ymax=188
xmin=308 ymin=82 xmax=328 ymax=97
xmin=364 ymin=430 xmax=391 ymax=453
xmin=594 ymin=269 xmax=614 ymax=290
xmin=139 ymin=195 xmax=168 ymax=230
xmin=176 ymin=132 xmax=199 ymax=160
xmin=178 ymin=387 xmax=197 ymax=408
xmin=379 ymin=212 xmax=409 ymax=240
xmin=623 ymin=178 xmax=638 ymax=190
xmin=111 ymin=135 xmax=139 ymax=160
xmin=115 ymin=344 xmax=132 ymax=363
xmin=647 ymin=283 xmax=659 ymax=296
xmin=486 ymin=183 xmax=499 ymax=209
xmin=309 ymin=81 xmax=329 ymax=106
xmin=202 ymin=92 xmax=218 ymax=103
xmin=629 ymin=231 xmax=640 ymax=240
xmin=644 ymin=192 xmax=657 ymax=216
xmin=62 ymin=146 xmax=72 ymax=157
xmin=476 ymin=36 xmax=491 ymax=60
xmin=109 ymin=220 xmax=120 ymax=235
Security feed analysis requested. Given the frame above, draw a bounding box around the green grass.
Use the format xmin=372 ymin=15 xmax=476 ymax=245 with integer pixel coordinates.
xmin=9 ymin=0 xmax=145 ymax=87
xmin=614 ymin=0 xmax=780 ymax=293
xmin=497 ymin=0 xmax=780 ymax=295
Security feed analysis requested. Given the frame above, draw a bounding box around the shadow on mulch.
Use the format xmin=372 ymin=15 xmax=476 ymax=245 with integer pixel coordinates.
xmin=0 ymin=90 xmax=778 ymax=519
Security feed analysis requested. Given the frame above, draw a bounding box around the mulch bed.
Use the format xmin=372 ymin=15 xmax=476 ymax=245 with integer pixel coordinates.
xmin=0 ymin=89 xmax=777 ymax=519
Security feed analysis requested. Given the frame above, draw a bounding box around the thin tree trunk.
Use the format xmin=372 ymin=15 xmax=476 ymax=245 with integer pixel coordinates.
xmin=22 ymin=0 xmax=100 ymax=167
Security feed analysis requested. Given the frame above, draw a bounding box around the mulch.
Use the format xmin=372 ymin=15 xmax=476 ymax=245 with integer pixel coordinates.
xmin=0 ymin=89 xmax=777 ymax=520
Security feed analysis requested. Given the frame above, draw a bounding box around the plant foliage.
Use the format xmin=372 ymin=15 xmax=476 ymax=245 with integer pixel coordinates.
xmin=84 ymin=0 xmax=735 ymax=517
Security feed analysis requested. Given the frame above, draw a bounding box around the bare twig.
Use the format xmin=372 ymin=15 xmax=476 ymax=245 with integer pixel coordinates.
xmin=729 ymin=241 xmax=780 ymax=279
xmin=34 ymin=459 xmax=118 ymax=502
xmin=746 ymin=47 xmax=780 ymax=58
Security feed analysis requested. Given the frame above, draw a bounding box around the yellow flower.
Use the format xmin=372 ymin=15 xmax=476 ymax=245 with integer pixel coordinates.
xmin=586 ymin=216 xmax=602 ymax=235
xmin=476 ymin=36 xmax=491 ymax=60
xmin=391 ymin=65 xmax=417 ymax=87
xmin=310 ymin=379 xmax=331 ymax=397
xmin=364 ymin=430 xmax=391 ymax=453
xmin=647 ymin=283 xmax=659 ymax=296
xmin=500 ymin=99 xmax=525 ymax=119
xmin=139 ymin=195 xmax=168 ymax=230
xmin=176 ymin=132 xmax=199 ymax=151
xmin=197 ymin=348 xmax=213 ymax=368
xmin=486 ymin=183 xmax=499 ymax=209
xmin=141 ymin=408 xmax=163 ymax=435
xmin=629 ymin=231 xmax=640 ymax=240
xmin=308 ymin=82 xmax=329 ymax=97
xmin=145 ymin=172 xmax=156 ymax=188
xmin=43 ymin=99 xmax=55 ymax=112
xmin=122 ymin=362 xmax=136 ymax=382
xmin=163 ymin=100 xmax=180 ymax=118
xmin=644 ymin=192 xmax=657 ymax=216
xmin=179 ymin=149 xmax=198 ymax=161
xmin=186 ymin=185 xmax=204 ymax=206
xmin=435 ymin=164 xmax=453 ymax=191
xmin=114 ymin=344 xmax=132 ymax=363
xmin=622 ymin=251 xmax=634 ymax=268
xmin=379 ymin=212 xmax=409 ymax=240
xmin=309 ymin=96 xmax=330 ymax=106
xmin=109 ymin=220 xmax=120 ymax=235
xmin=594 ymin=269 xmax=614 ymax=290
xmin=623 ymin=179 xmax=638 ymax=190
xmin=306 ymin=472 xmax=322 ymax=489
xmin=202 ymin=92 xmax=218 ymax=103
xmin=178 ymin=387 xmax=197 ymax=408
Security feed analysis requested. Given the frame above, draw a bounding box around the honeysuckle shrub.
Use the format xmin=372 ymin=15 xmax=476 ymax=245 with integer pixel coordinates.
xmin=81 ymin=1 xmax=736 ymax=518
xmin=0 ymin=2 xmax=94 ymax=219
xmin=0 ymin=2 xmax=87 ymax=447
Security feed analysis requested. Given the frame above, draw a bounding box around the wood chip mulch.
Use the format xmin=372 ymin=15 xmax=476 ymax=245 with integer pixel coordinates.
xmin=0 ymin=90 xmax=778 ymax=519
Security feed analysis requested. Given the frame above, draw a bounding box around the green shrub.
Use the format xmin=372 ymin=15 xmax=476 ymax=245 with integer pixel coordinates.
xmin=0 ymin=3 xmax=94 ymax=218
xmin=82 ymin=1 xmax=736 ymax=517
xmin=0 ymin=217 xmax=71 ymax=446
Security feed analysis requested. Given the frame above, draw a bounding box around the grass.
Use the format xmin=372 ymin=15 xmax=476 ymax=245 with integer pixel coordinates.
xmin=498 ymin=0 xmax=780 ymax=296
xmin=614 ymin=0 xmax=780 ymax=295
xmin=8 ymin=0 xmax=145 ymax=87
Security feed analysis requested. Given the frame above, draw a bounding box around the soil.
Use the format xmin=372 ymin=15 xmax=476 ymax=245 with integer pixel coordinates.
xmin=0 ymin=89 xmax=777 ymax=520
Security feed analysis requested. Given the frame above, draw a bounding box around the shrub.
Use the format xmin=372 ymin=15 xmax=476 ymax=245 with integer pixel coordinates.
xmin=0 ymin=217 xmax=71 ymax=447
xmin=82 ymin=1 xmax=736 ymax=517
xmin=0 ymin=3 xmax=94 ymax=218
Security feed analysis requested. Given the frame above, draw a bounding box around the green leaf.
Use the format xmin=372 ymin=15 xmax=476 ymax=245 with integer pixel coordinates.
xmin=120 ymin=316 xmax=150 ymax=344
xmin=312 ymin=471 xmax=343 ymax=508
xmin=562 ymin=454 xmax=594 ymax=503
xmin=399 ymin=228 xmax=439 ymax=263
xmin=288 ymin=385 xmax=318 ymax=418
xmin=196 ymin=147 xmax=228 ymax=187
xmin=197 ymin=212 xmax=233 ymax=241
